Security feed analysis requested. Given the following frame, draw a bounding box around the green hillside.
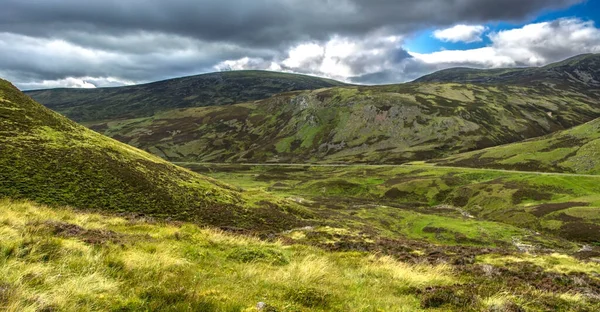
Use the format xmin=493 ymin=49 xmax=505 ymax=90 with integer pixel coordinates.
xmin=89 ymin=81 xmax=600 ymax=164
xmin=0 ymin=78 xmax=307 ymax=231
xmin=24 ymin=71 xmax=348 ymax=122
xmin=188 ymin=163 xmax=600 ymax=245
xmin=433 ymin=117 xmax=600 ymax=174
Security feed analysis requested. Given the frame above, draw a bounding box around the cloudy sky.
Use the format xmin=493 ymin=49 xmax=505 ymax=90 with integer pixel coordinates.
xmin=1 ymin=0 xmax=600 ymax=90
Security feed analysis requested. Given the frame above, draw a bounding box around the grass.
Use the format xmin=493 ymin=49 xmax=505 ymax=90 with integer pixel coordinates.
xmin=478 ymin=253 xmax=600 ymax=275
xmin=2 ymin=198 xmax=600 ymax=311
xmin=436 ymin=117 xmax=600 ymax=174
xmin=0 ymin=199 xmax=458 ymax=311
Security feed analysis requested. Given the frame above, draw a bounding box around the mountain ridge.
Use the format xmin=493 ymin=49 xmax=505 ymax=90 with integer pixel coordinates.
xmin=24 ymin=70 xmax=348 ymax=122
xmin=88 ymin=80 xmax=600 ymax=164
xmin=415 ymin=53 xmax=600 ymax=87
xmin=23 ymin=54 xmax=600 ymax=165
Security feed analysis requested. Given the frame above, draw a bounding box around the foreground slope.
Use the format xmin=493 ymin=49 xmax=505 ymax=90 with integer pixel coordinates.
xmin=90 ymin=81 xmax=600 ymax=163
xmin=2 ymin=198 xmax=599 ymax=311
xmin=24 ymin=71 xmax=347 ymax=122
xmin=433 ymin=117 xmax=600 ymax=174
xmin=0 ymin=79 xmax=305 ymax=231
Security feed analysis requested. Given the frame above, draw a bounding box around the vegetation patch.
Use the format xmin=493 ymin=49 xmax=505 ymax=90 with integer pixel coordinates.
xmin=227 ymin=247 xmax=289 ymax=266
xmin=419 ymin=285 xmax=479 ymax=310
xmin=285 ymin=286 xmax=332 ymax=308
xmin=532 ymin=202 xmax=589 ymax=217
xmin=31 ymin=221 xmax=123 ymax=245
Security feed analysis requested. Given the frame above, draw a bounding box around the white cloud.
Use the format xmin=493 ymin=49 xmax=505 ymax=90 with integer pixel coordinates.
xmin=0 ymin=31 xmax=276 ymax=89
xmin=216 ymin=35 xmax=408 ymax=82
xmin=15 ymin=76 xmax=136 ymax=90
xmin=413 ymin=18 xmax=600 ymax=69
xmin=213 ymin=18 xmax=600 ymax=84
xmin=7 ymin=16 xmax=600 ymax=88
xmin=433 ymin=25 xmax=488 ymax=43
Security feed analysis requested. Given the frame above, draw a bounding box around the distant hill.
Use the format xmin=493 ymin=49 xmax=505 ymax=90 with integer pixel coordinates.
xmin=0 ymin=78 xmax=306 ymax=231
xmin=24 ymin=70 xmax=348 ymax=122
xmin=432 ymin=117 xmax=600 ymax=174
xmin=27 ymin=54 xmax=600 ymax=165
xmin=88 ymin=80 xmax=600 ymax=164
xmin=415 ymin=54 xmax=600 ymax=88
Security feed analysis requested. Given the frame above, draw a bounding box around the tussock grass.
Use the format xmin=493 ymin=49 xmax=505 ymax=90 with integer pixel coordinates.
xmin=478 ymin=253 xmax=600 ymax=275
xmin=0 ymin=199 xmax=457 ymax=311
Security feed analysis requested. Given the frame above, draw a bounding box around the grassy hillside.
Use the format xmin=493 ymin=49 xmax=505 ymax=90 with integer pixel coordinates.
xmin=0 ymin=78 xmax=307 ymax=231
xmin=433 ymin=117 xmax=600 ymax=174
xmin=89 ymin=81 xmax=600 ymax=164
xmin=185 ymin=163 xmax=600 ymax=245
xmin=24 ymin=71 xmax=348 ymax=122
xmin=2 ymin=198 xmax=599 ymax=311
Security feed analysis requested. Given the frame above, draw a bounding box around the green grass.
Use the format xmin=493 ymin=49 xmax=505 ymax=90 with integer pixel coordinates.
xmin=2 ymin=198 xmax=599 ymax=312
xmin=0 ymin=199 xmax=454 ymax=311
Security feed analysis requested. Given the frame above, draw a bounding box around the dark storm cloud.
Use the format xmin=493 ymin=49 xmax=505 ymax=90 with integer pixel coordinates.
xmin=0 ymin=0 xmax=581 ymax=47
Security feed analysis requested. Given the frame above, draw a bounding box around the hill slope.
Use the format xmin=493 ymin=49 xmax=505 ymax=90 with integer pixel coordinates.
xmin=89 ymin=81 xmax=600 ymax=163
xmin=415 ymin=54 xmax=600 ymax=88
xmin=24 ymin=71 xmax=348 ymax=122
xmin=0 ymin=78 xmax=306 ymax=231
xmin=432 ymin=117 xmax=600 ymax=174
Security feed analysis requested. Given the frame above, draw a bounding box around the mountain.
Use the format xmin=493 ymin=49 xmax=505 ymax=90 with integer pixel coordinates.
xmin=24 ymin=70 xmax=348 ymax=122
xmin=0 ymin=78 xmax=306 ymax=231
xmin=415 ymin=54 xmax=600 ymax=88
xmin=89 ymin=79 xmax=600 ymax=164
xmin=432 ymin=117 xmax=600 ymax=174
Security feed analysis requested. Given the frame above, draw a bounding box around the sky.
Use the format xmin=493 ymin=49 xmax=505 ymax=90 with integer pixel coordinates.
xmin=1 ymin=0 xmax=600 ymax=90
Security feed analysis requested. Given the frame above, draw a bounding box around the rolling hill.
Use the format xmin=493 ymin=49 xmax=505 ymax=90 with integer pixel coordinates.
xmin=432 ymin=117 xmax=600 ymax=174
xmin=24 ymin=71 xmax=348 ymax=122
xmin=415 ymin=53 xmax=600 ymax=88
xmin=89 ymin=80 xmax=600 ymax=164
xmin=0 ymin=78 xmax=307 ymax=231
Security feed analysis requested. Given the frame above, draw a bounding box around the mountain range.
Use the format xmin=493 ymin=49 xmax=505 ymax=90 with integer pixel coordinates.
xmin=24 ymin=54 xmax=599 ymax=164
xmin=25 ymin=71 xmax=347 ymax=122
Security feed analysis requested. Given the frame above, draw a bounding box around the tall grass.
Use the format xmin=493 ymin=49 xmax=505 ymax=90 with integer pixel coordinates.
xmin=0 ymin=199 xmax=456 ymax=311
